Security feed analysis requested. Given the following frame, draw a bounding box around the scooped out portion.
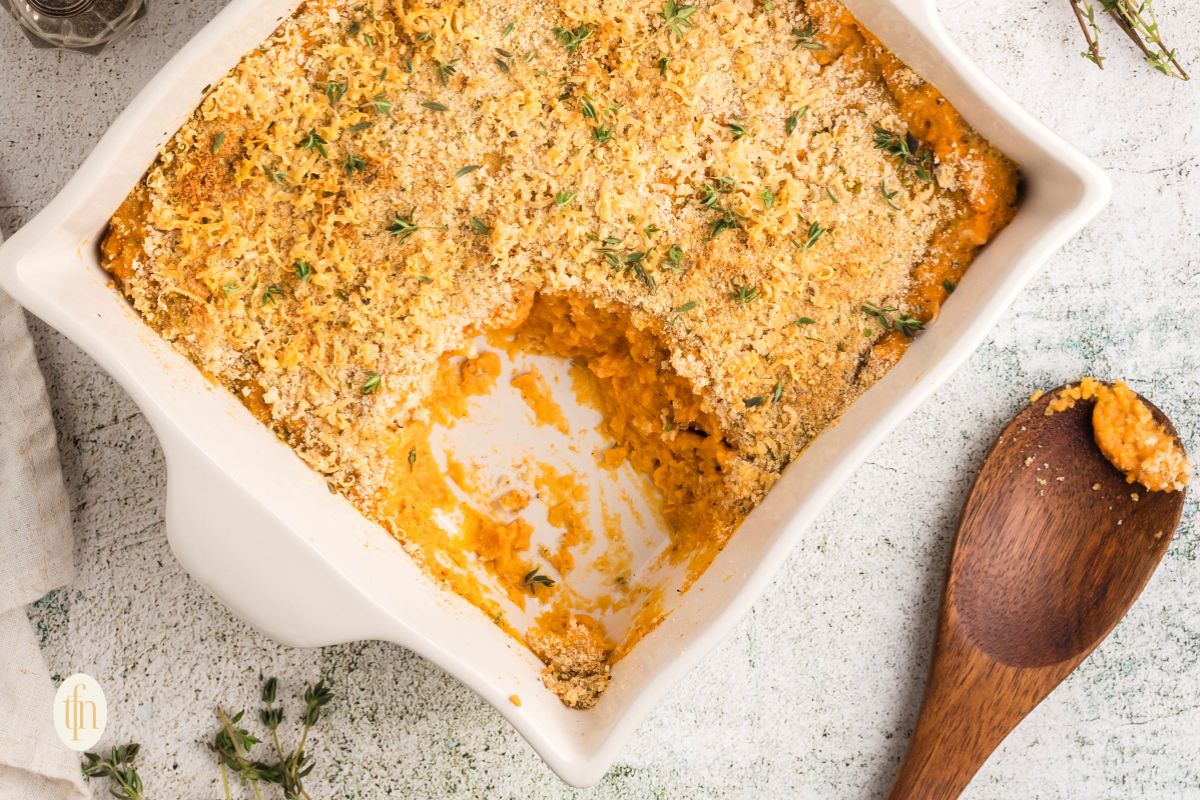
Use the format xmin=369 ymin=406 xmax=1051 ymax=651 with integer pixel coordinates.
xmin=362 ymin=291 xmax=744 ymax=709
xmin=1046 ymin=377 xmax=1191 ymax=493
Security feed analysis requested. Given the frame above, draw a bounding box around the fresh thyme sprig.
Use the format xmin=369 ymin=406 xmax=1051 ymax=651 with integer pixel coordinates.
xmin=1071 ymin=0 xmax=1105 ymax=66
xmin=791 ymin=220 xmax=828 ymax=251
xmin=433 ymin=58 xmax=459 ymax=86
xmin=872 ymin=126 xmax=934 ymax=183
xmin=554 ymin=24 xmax=593 ymax=54
xmin=792 ymin=23 xmax=825 ymax=51
xmin=361 ymin=93 xmax=393 ymax=115
xmin=386 ymin=210 xmax=443 ymax=242
xmin=83 ymin=743 xmax=146 ymax=800
xmin=578 ymin=94 xmax=616 ymax=144
xmin=298 ymin=129 xmax=328 ymax=158
xmin=729 ymin=281 xmax=761 ymax=305
xmin=1069 ymin=0 xmax=1188 ymax=78
xmin=261 ymin=284 xmax=285 ymax=306
xmin=324 ymin=79 xmax=348 ymax=106
xmin=698 ymin=177 xmax=745 ymax=239
xmin=342 ymin=153 xmax=367 ymax=177
xmin=82 ymin=678 xmax=333 ymax=800
xmin=212 ymin=677 xmax=334 ymax=800
xmin=659 ymin=0 xmax=698 ymax=38
xmin=596 ymin=241 xmax=656 ymax=293
xmin=862 ymin=301 xmax=925 ymax=337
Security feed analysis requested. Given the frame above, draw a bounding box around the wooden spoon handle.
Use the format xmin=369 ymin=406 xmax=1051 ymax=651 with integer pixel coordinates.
xmin=888 ymin=606 xmax=1079 ymax=800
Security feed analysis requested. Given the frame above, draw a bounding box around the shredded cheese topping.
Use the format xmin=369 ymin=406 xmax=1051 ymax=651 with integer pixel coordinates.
xmin=102 ymin=0 xmax=1018 ymax=705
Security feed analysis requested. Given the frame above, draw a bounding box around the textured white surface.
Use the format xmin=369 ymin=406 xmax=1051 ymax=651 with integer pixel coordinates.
xmin=2 ymin=0 xmax=1198 ymax=797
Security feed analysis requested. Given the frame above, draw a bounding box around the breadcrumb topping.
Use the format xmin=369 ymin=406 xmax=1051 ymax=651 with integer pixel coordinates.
xmin=101 ymin=0 xmax=1018 ymax=705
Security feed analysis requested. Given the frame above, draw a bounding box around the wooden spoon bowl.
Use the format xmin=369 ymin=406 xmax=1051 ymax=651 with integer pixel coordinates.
xmin=889 ymin=385 xmax=1187 ymax=800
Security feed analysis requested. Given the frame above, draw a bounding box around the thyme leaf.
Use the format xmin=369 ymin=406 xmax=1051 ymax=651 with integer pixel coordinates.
xmin=554 ymin=24 xmax=593 ymax=54
xmin=362 ymin=93 xmax=393 ymax=115
xmin=298 ymin=128 xmax=328 ymax=158
xmin=862 ymin=301 xmax=925 ymax=337
xmin=665 ymin=243 xmax=685 ymax=273
xmin=434 ymin=58 xmax=459 ymax=86
xmin=261 ymin=284 xmax=285 ymax=306
xmin=872 ymin=125 xmax=935 ymax=183
xmin=659 ymin=0 xmax=698 ymax=37
xmin=791 ymin=220 xmax=828 ymax=251
xmin=730 ymin=282 xmax=760 ymax=305
xmin=785 ymin=105 xmax=808 ymax=136
xmin=342 ymin=153 xmax=367 ymax=177
xmin=879 ymin=180 xmax=900 ymax=210
xmin=792 ymin=23 xmax=825 ymax=51
xmin=325 ymin=79 xmax=348 ymax=106
xmin=523 ymin=568 xmax=556 ymax=593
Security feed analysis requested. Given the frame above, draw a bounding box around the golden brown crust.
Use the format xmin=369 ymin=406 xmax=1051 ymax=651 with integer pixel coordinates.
xmin=100 ymin=0 xmax=1018 ymax=704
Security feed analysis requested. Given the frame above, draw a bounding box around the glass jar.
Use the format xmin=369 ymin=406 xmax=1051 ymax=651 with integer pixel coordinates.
xmin=2 ymin=0 xmax=147 ymax=53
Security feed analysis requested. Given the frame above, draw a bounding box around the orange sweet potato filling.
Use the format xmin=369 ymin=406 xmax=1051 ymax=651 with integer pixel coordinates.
xmin=363 ymin=291 xmax=740 ymax=698
xmin=1047 ymin=378 xmax=1191 ymax=493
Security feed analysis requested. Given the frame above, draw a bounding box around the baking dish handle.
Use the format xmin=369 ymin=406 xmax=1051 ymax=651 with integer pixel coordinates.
xmin=159 ymin=434 xmax=391 ymax=648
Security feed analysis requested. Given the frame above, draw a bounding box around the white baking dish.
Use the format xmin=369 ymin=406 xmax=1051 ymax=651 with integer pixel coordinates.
xmin=0 ymin=0 xmax=1108 ymax=787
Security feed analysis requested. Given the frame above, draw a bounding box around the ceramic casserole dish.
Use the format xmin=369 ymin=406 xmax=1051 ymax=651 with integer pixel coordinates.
xmin=0 ymin=0 xmax=1109 ymax=786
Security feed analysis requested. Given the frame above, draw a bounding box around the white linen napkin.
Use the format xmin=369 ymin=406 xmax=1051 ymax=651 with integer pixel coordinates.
xmin=0 ymin=228 xmax=90 ymax=799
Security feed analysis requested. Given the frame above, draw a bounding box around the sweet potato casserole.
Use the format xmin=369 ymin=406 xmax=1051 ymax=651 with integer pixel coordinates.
xmin=102 ymin=0 xmax=1018 ymax=707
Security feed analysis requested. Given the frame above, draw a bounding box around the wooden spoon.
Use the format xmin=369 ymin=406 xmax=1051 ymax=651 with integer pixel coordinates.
xmin=888 ymin=385 xmax=1187 ymax=800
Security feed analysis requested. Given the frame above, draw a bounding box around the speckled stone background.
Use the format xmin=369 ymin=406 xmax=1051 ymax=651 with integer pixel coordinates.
xmin=2 ymin=0 xmax=1198 ymax=797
